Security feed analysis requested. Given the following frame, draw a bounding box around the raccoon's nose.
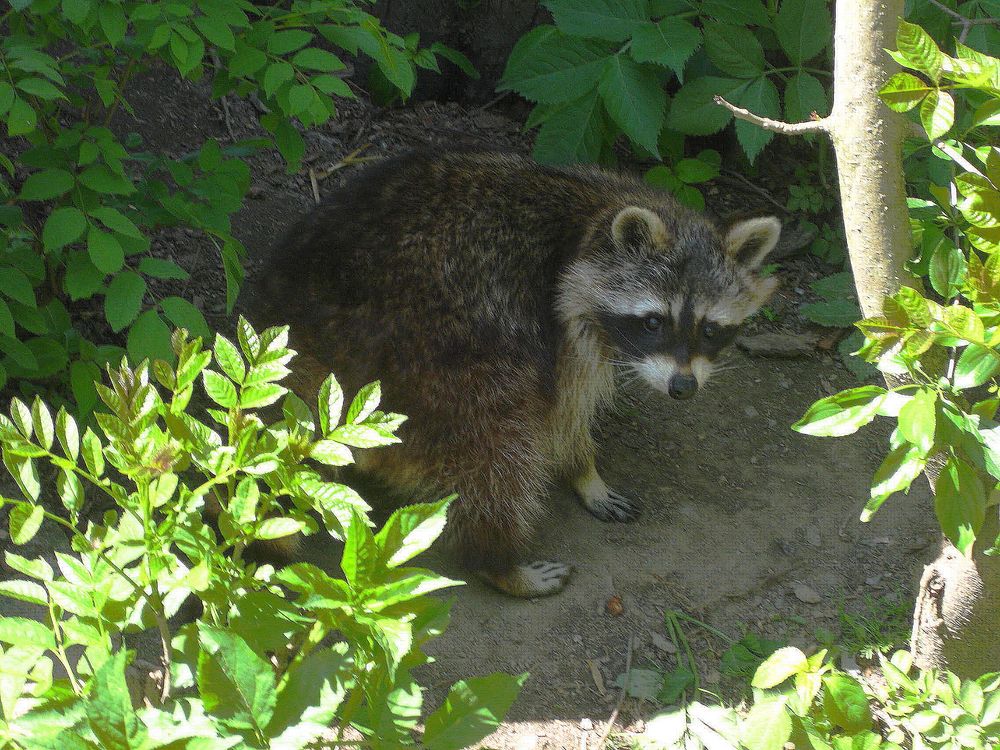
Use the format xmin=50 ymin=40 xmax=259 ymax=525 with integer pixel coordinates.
xmin=668 ymin=374 xmax=698 ymax=400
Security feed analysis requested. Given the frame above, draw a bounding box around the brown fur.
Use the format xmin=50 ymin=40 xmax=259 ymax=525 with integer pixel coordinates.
xmin=245 ymin=149 xmax=778 ymax=595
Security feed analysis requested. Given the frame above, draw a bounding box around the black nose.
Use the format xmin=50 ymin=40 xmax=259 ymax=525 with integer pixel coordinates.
xmin=668 ymin=374 xmax=698 ymax=400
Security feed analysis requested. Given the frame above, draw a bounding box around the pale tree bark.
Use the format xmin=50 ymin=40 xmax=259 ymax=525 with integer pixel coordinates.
xmin=717 ymin=0 xmax=1000 ymax=676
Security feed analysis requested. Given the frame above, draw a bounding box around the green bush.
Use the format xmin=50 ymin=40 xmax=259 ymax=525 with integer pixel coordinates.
xmin=0 ymin=318 xmax=521 ymax=749
xmin=0 ymin=0 xmax=472 ymax=411
xmin=793 ymin=22 xmax=1000 ymax=558
xmin=498 ymin=0 xmax=833 ymax=166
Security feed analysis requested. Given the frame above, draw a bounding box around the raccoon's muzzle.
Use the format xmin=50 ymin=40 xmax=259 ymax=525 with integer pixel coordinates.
xmin=668 ymin=372 xmax=698 ymax=400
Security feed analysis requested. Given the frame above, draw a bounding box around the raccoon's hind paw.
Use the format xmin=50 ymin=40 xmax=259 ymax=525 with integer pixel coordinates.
xmin=587 ymin=489 xmax=640 ymax=523
xmin=479 ymin=561 xmax=573 ymax=598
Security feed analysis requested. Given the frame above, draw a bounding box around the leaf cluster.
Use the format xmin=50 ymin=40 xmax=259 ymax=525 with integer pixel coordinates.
xmin=498 ymin=0 xmax=833 ymax=166
xmin=0 ymin=0 xmax=473 ymax=409
xmin=0 ymin=318 xmax=521 ymax=749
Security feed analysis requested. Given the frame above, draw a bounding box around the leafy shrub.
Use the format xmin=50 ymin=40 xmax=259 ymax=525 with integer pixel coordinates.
xmin=0 ymin=0 xmax=471 ymax=411
xmin=793 ymin=22 xmax=1000 ymax=557
xmin=498 ymin=0 xmax=832 ymax=166
xmin=643 ymin=149 xmax=721 ymax=209
xmin=634 ymin=647 xmax=1000 ymax=750
xmin=0 ymin=318 xmax=521 ymax=749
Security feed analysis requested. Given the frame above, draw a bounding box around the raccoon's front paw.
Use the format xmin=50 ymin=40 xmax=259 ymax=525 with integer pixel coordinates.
xmin=586 ymin=489 xmax=640 ymax=523
xmin=479 ymin=561 xmax=573 ymax=598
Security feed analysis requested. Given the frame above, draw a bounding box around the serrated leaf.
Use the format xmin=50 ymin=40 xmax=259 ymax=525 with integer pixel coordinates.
xmin=532 ymin=89 xmax=608 ymax=165
xmin=18 ymin=168 xmax=74 ymax=201
xmin=0 ymin=579 xmax=47 ymax=605
xmin=898 ymin=387 xmax=936 ymax=455
xmin=774 ymin=0 xmax=830 ymax=63
xmin=703 ymin=23 xmax=764 ymax=77
xmin=499 ymin=26 xmax=612 ymax=104
xmin=896 ymin=20 xmax=943 ymax=81
xmin=785 ymin=71 xmax=828 ymax=121
xmin=0 ymin=616 xmax=56 ymax=649
xmin=543 ymin=0 xmax=646 ymax=41
xmin=733 ymin=76 xmax=780 ymax=162
xmin=198 ymin=626 xmax=276 ymax=733
xmin=630 ymin=19 xmax=701 ymax=80
xmin=751 ymin=647 xmax=808 ymax=688
xmin=202 ymin=369 xmax=237 ymax=409
xmin=423 ymin=672 xmax=527 ymax=750
xmin=920 ymin=88 xmax=954 ymax=140
xmin=864 ymin=443 xmax=927 ymax=520
xmin=42 ymin=207 xmax=87 ymax=251
xmin=793 ymin=386 xmax=886 ymax=437
xmin=955 ymin=344 xmax=1000 ymax=388
xmin=257 ymin=517 xmax=306 ymax=540
xmin=87 ymin=649 xmax=139 ymax=749
xmin=87 ymin=228 xmax=124 ymax=274
xmin=598 ymin=54 xmax=664 ymax=156
xmin=822 ymin=672 xmax=872 ymax=733
xmin=213 ymin=334 xmax=245 ymax=384
xmin=879 ymin=72 xmax=932 ymax=112
xmin=127 ymin=310 xmax=173 ymax=365
xmin=376 ymin=498 xmax=452 ymax=568
xmin=347 ymin=381 xmax=381 ymax=424
xmin=30 ymin=396 xmax=53 ymax=449
xmin=741 ymin=696 xmax=791 ymax=750
xmin=935 ymin=455 xmax=985 ymax=557
xmin=103 ymin=271 xmax=146 ymax=332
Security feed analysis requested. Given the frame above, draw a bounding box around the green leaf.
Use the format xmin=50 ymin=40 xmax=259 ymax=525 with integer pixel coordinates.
xmin=800 ymin=298 xmax=860 ymax=327
xmin=0 ymin=299 xmax=12 ymax=337
xmin=99 ymin=3 xmax=126 ymax=45
xmin=203 ymin=369 xmax=238 ymax=409
xmin=214 ymin=334 xmax=245 ymax=384
xmin=423 ymin=672 xmax=527 ymax=750
xmin=291 ymin=47 xmax=344 ymax=72
xmin=9 ymin=503 xmax=44 ymax=544
xmin=429 ymin=42 xmax=480 ymax=79
xmin=0 ymin=616 xmax=56 ymax=649
xmin=597 ymin=54 xmax=664 ymax=156
xmin=198 ymin=625 xmax=277 ymax=733
xmin=257 ymin=517 xmax=306 ymax=540
xmin=532 ymin=89 xmax=608 ymax=164
xmin=896 ymin=20 xmax=943 ymax=81
xmin=793 ymin=386 xmax=886 ymax=437
xmin=346 ymin=381 xmax=381 ymax=424
xmin=667 ymin=77 xmax=742 ymax=135
xmin=703 ymin=23 xmax=764 ymax=77
xmin=87 ymin=649 xmax=139 ymax=750
xmin=499 ymin=25 xmax=611 ymax=104
xmin=785 ymin=71 xmax=828 ymax=121
xmin=751 ymin=647 xmax=808 ymax=688
xmin=898 ymin=387 xmax=936 ymax=455
xmin=16 ymin=77 xmax=65 ymax=100
xmin=42 ymin=207 xmax=87 ymax=250
xmin=268 ymin=646 xmax=351 ymax=742
xmin=87 ymin=229 xmax=124 ymax=274
xmin=81 ymin=426 xmax=104 ymax=476
xmin=376 ymin=498 xmax=453 ymax=568
xmin=774 ymin=0 xmax=831 ymax=63
xmin=0 ymin=267 xmax=36 ymax=307
xmin=935 ymin=455 xmax=986 ymax=557
xmin=193 ymin=14 xmax=235 ymax=51
xmin=56 ymin=406 xmax=79 ymax=460
xmin=734 ymin=76 xmax=780 ymax=162
xmin=955 ymin=345 xmax=1000 ymax=389
xmin=341 ymin=510 xmax=379 ymax=588
xmin=78 ymin=164 xmax=134 ymax=195
xmin=137 ymin=258 xmax=188 ymax=280
xmin=920 ymin=88 xmax=954 ymax=140
xmin=864 ymin=443 xmax=927 ymax=520
xmin=18 ymin=168 xmax=74 ymax=201
xmin=543 ymin=0 xmax=646 ymax=41
xmin=267 ymin=29 xmax=313 ymax=55
xmin=675 ymin=158 xmax=717 ymax=184
xmin=30 ymin=396 xmax=53 ymax=449
xmin=929 ymin=243 xmax=966 ymax=299
xmin=0 ymin=579 xmax=47 ymax=606
xmin=879 ymin=72 xmax=932 ymax=112
xmin=699 ymin=0 xmax=770 ymax=25
xmin=7 ymin=97 xmax=37 ymax=136
xmin=630 ymin=19 xmax=701 ymax=80
xmin=741 ymin=696 xmax=792 ymax=750
xmin=822 ymin=672 xmax=873 ymax=733
xmin=72 ymin=362 xmax=101 ymax=417
xmin=317 ymin=373 xmax=343 ymax=434
xmin=126 ymin=310 xmax=174 ymax=365
xmin=89 ymin=207 xmax=142 ymax=237
xmin=103 ymin=271 xmax=146 ymax=332
xmin=160 ymin=296 xmax=210 ymax=341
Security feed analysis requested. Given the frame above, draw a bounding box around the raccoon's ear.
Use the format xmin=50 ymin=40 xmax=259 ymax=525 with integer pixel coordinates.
xmin=724 ymin=216 xmax=781 ymax=270
xmin=611 ymin=207 xmax=669 ymax=249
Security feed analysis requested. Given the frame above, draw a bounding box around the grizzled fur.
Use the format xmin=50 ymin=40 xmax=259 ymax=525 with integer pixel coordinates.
xmin=247 ymin=150 xmax=780 ymax=597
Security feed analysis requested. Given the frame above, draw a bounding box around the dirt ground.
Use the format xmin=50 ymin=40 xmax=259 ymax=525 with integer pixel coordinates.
xmin=1 ymin=69 xmax=941 ymax=749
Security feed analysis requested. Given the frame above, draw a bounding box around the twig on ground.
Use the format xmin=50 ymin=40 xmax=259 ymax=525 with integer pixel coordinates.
xmin=309 ymin=168 xmax=321 ymax=204
xmin=596 ymin=635 xmax=634 ymax=750
xmin=313 ymin=144 xmax=377 ymax=184
xmin=714 ymin=96 xmax=830 ymax=135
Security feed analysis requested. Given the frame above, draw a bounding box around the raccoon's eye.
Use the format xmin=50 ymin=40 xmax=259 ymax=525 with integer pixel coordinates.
xmin=643 ymin=315 xmax=663 ymax=333
xmin=702 ymin=322 xmax=720 ymax=340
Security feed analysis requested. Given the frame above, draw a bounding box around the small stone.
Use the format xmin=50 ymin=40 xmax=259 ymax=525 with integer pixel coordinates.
xmin=704 ymin=669 xmax=721 ymax=684
xmin=572 ymin=634 xmax=583 ymax=644
xmin=648 ymin=630 xmax=677 ymax=654
xmin=792 ymin=583 xmax=822 ymax=604
xmin=865 ymin=574 xmax=882 ymax=586
xmin=743 ymin=406 xmax=759 ymax=419
xmin=750 ymin=456 xmax=759 ymax=465
xmin=805 ymin=526 xmax=822 ymax=547
xmin=737 ymin=332 xmax=819 ymax=359
xmin=580 ymin=718 xmax=593 ymax=731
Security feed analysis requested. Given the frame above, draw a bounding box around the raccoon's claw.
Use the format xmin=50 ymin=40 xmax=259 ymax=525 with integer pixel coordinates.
xmin=589 ymin=489 xmax=640 ymax=523
xmin=479 ymin=561 xmax=573 ymax=597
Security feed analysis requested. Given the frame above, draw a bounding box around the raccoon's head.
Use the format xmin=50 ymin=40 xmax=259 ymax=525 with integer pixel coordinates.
xmin=561 ymin=205 xmax=781 ymax=400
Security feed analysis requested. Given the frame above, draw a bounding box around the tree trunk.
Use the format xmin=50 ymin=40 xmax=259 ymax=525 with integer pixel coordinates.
xmin=826 ymin=0 xmax=1000 ymax=676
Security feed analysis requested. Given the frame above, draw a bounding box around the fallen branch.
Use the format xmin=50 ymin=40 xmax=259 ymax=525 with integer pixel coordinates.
xmin=714 ymin=95 xmax=830 ymax=135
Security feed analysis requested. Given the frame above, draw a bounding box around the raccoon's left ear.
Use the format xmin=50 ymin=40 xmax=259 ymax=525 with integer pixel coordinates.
xmin=724 ymin=216 xmax=781 ymax=270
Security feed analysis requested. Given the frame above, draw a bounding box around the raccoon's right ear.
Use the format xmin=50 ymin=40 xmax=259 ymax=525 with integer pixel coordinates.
xmin=611 ymin=206 xmax=669 ymax=249
xmin=724 ymin=216 xmax=781 ymax=270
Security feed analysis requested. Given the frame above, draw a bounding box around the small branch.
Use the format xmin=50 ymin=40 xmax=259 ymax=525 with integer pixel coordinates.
xmin=595 ymin=635 xmax=634 ymax=750
xmin=714 ymin=96 xmax=830 ymax=135
xmin=926 ymin=0 xmax=998 ymax=42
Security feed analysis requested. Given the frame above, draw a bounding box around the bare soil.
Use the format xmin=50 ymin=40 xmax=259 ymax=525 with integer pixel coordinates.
xmin=1 ymin=69 xmax=940 ymax=749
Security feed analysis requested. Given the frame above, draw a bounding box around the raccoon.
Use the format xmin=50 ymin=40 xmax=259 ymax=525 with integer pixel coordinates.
xmin=247 ymin=149 xmax=780 ymax=598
